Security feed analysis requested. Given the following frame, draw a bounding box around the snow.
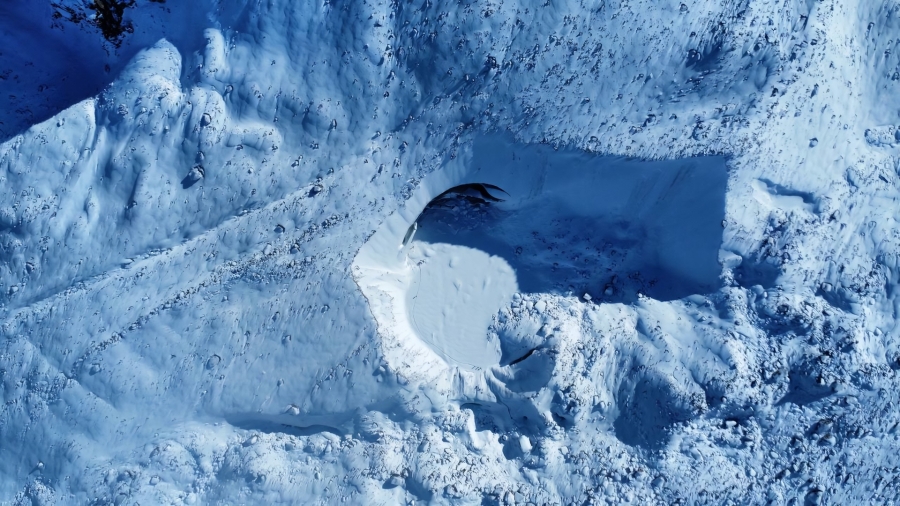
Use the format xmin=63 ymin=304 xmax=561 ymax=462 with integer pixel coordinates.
xmin=356 ymin=134 xmax=727 ymax=377
xmin=3 ymin=0 xmax=900 ymax=504
xmin=406 ymin=243 xmax=515 ymax=369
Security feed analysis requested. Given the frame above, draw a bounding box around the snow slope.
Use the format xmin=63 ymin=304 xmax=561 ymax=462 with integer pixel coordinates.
xmin=2 ymin=0 xmax=900 ymax=504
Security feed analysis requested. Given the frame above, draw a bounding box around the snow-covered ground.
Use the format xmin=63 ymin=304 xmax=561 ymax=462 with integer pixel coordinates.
xmin=3 ymin=0 xmax=900 ymax=504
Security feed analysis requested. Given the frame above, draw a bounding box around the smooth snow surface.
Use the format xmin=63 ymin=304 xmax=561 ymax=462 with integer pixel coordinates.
xmin=406 ymin=243 xmax=515 ymax=369
xmin=5 ymin=0 xmax=900 ymax=504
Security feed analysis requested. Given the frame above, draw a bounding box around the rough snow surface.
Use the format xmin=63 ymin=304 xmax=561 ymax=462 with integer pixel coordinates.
xmin=3 ymin=0 xmax=900 ymax=504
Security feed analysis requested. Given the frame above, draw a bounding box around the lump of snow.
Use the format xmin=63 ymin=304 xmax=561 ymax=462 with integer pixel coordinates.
xmin=519 ymin=435 xmax=532 ymax=453
xmin=182 ymin=165 xmax=205 ymax=189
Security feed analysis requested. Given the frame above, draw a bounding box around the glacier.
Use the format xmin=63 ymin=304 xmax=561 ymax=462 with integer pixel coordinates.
xmin=2 ymin=0 xmax=900 ymax=504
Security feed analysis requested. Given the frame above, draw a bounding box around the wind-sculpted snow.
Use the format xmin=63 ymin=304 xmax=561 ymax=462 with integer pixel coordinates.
xmin=3 ymin=0 xmax=900 ymax=504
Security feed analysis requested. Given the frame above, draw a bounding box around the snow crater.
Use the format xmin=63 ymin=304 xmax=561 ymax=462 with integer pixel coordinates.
xmin=354 ymin=135 xmax=728 ymax=377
